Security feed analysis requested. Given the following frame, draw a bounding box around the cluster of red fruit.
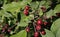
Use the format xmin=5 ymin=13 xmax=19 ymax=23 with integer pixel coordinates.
xmin=26 ymin=19 xmax=48 ymax=37
xmin=23 ymin=6 xmax=48 ymax=37
xmin=34 ymin=19 xmax=47 ymax=37
xmin=24 ymin=5 xmax=60 ymax=37
xmin=1 ymin=21 xmax=18 ymax=34
xmin=2 ymin=24 xmax=11 ymax=33
xmin=24 ymin=5 xmax=30 ymax=16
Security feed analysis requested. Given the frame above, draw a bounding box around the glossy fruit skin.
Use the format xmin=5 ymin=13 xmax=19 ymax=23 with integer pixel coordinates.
xmin=2 ymin=28 xmax=5 ymax=33
xmin=7 ymin=29 xmax=11 ymax=33
xmin=34 ymin=36 xmax=38 ymax=37
xmin=40 ymin=30 xmax=46 ymax=35
xmin=44 ymin=22 xmax=48 ymax=26
xmin=24 ymin=9 xmax=29 ymax=16
xmin=36 ymin=25 xmax=41 ymax=31
xmin=37 ymin=19 xmax=42 ymax=25
xmin=25 ymin=6 xmax=30 ymax=10
xmin=26 ymin=27 xmax=30 ymax=32
xmin=4 ymin=24 xmax=9 ymax=29
xmin=4 ymin=26 xmax=8 ymax=29
xmin=34 ymin=32 xmax=39 ymax=37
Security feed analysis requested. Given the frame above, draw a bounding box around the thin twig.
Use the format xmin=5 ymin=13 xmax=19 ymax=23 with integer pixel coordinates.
xmin=33 ymin=22 xmax=36 ymax=32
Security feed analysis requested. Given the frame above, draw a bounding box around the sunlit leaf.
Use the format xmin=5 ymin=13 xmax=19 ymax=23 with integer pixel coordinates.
xmin=51 ymin=18 xmax=60 ymax=34
xmin=42 ymin=29 xmax=55 ymax=37
xmin=10 ymin=30 xmax=27 ymax=37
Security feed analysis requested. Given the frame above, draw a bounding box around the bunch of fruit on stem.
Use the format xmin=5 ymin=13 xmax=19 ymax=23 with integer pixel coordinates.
xmin=24 ymin=5 xmax=51 ymax=37
xmin=24 ymin=5 xmax=60 ymax=37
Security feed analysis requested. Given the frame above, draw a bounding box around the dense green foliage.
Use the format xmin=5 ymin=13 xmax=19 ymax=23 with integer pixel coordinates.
xmin=0 ymin=0 xmax=60 ymax=37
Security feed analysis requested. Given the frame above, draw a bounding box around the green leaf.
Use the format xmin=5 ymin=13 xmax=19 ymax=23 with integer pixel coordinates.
xmin=3 ymin=2 xmax=21 ymax=12
xmin=39 ymin=9 xmax=43 ymax=16
xmin=0 ymin=10 xmax=12 ymax=17
xmin=30 ymin=2 xmax=38 ymax=10
xmin=3 ymin=0 xmax=32 ymax=13
xmin=19 ymin=12 xmax=30 ymax=27
xmin=10 ymin=30 xmax=27 ymax=37
xmin=3 ymin=1 xmax=28 ymax=17
xmin=51 ymin=18 xmax=60 ymax=34
xmin=4 ymin=12 xmax=13 ymax=17
xmin=56 ymin=28 xmax=60 ymax=37
xmin=0 ymin=10 xmax=4 ymax=16
xmin=44 ymin=1 xmax=51 ymax=9
xmin=40 ymin=1 xmax=46 ymax=6
xmin=57 ymin=0 xmax=60 ymax=3
xmin=41 ymin=29 xmax=55 ymax=37
xmin=4 ymin=0 xmax=7 ymax=4
xmin=46 ymin=9 xmax=55 ymax=18
xmin=23 ymin=0 xmax=32 ymax=3
xmin=5 ymin=35 xmax=8 ymax=37
xmin=19 ymin=17 xmax=28 ymax=27
xmin=3 ymin=1 xmax=28 ymax=12
xmin=54 ymin=4 xmax=60 ymax=13
xmin=40 ymin=1 xmax=50 ymax=9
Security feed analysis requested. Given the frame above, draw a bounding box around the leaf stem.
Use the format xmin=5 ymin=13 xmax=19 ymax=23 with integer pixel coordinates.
xmin=33 ymin=22 xmax=36 ymax=32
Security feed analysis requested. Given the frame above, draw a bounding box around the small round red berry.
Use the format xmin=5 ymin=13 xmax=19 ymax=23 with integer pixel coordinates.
xmin=5 ymin=24 xmax=9 ymax=26
xmin=34 ymin=36 xmax=38 ymax=37
xmin=24 ymin=9 xmax=29 ymax=16
xmin=36 ymin=25 xmax=41 ymax=31
xmin=8 ymin=29 xmax=11 ymax=33
xmin=44 ymin=22 xmax=48 ymax=26
xmin=2 ymin=28 xmax=5 ymax=32
xmin=40 ymin=30 xmax=46 ymax=35
xmin=4 ymin=24 xmax=9 ymax=29
xmin=25 ymin=6 xmax=30 ymax=10
xmin=37 ymin=19 xmax=42 ymax=25
xmin=26 ymin=27 xmax=30 ymax=32
xmin=34 ymin=32 xmax=39 ymax=37
xmin=4 ymin=26 xmax=7 ymax=29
